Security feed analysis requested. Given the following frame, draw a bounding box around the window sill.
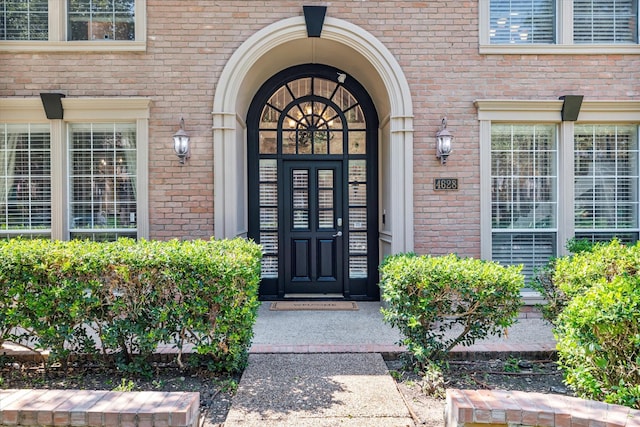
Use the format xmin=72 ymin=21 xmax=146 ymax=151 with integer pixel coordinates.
xmin=479 ymin=44 xmax=640 ymax=55
xmin=0 ymin=40 xmax=146 ymax=52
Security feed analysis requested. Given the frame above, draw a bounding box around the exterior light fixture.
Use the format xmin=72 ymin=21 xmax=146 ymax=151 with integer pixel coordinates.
xmin=173 ymin=118 xmax=190 ymax=164
xmin=436 ymin=117 xmax=453 ymax=165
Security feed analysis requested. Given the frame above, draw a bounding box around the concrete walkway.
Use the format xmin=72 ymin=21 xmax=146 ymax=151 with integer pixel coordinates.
xmin=249 ymin=301 xmax=556 ymax=356
xmin=223 ymin=301 xmax=556 ymax=426
xmin=224 ymin=353 xmax=415 ymax=426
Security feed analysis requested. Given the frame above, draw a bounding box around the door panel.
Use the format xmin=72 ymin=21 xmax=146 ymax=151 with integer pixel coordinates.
xmin=284 ymin=161 xmax=343 ymax=294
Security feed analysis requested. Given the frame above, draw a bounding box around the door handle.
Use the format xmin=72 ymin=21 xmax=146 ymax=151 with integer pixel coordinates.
xmin=332 ymin=231 xmax=343 ymax=237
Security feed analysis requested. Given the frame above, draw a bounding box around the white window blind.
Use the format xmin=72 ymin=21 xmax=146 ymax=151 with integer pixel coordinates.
xmin=0 ymin=123 xmax=51 ymax=238
xmin=1 ymin=0 xmax=48 ymax=40
xmin=574 ymin=124 xmax=639 ymax=239
xmin=574 ymin=0 xmax=638 ymax=43
xmin=489 ymin=0 xmax=555 ymax=44
xmin=69 ymin=123 xmax=137 ymax=241
xmin=491 ymin=124 xmax=558 ymax=279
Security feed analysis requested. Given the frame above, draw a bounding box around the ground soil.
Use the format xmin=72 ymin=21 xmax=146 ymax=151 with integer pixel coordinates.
xmin=385 ymin=356 xmax=570 ymax=426
xmin=2 ymin=355 xmax=569 ymax=427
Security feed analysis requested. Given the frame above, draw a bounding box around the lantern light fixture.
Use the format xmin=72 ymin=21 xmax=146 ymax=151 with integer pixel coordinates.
xmin=173 ymin=117 xmax=190 ymax=164
xmin=436 ymin=117 xmax=453 ymax=165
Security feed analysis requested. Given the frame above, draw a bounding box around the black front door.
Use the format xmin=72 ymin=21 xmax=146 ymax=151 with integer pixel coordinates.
xmin=247 ymin=64 xmax=379 ymax=300
xmin=283 ymin=161 xmax=343 ymax=295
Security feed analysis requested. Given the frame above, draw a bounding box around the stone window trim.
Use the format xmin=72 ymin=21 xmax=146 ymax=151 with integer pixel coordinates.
xmin=0 ymin=97 xmax=151 ymax=240
xmin=479 ymin=0 xmax=640 ymax=55
xmin=0 ymin=0 xmax=146 ymax=52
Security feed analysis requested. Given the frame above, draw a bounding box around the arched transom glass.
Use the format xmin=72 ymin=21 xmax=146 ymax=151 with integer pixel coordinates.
xmin=258 ymin=77 xmax=366 ymax=156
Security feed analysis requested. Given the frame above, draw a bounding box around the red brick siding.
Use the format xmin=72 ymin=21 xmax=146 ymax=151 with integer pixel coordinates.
xmin=1 ymin=1 xmax=638 ymax=251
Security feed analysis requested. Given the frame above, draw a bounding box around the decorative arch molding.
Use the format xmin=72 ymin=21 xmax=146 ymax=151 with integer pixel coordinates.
xmin=212 ymin=15 xmax=414 ymax=254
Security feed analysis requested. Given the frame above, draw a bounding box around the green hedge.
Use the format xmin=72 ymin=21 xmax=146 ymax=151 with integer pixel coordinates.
xmin=0 ymin=238 xmax=262 ymax=374
xmin=379 ymin=253 xmax=523 ymax=365
xmin=552 ymin=240 xmax=640 ymax=408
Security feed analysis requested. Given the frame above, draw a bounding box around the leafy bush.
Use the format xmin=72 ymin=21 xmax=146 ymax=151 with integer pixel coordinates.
xmin=0 ymin=238 xmax=261 ymax=374
xmin=552 ymin=240 xmax=640 ymax=408
xmin=379 ymin=253 xmax=523 ymax=366
xmin=530 ymin=238 xmax=598 ymax=324
xmin=556 ymin=275 xmax=640 ymax=408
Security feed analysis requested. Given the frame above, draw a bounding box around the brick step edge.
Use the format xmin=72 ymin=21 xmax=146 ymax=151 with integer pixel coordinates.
xmin=0 ymin=389 xmax=200 ymax=427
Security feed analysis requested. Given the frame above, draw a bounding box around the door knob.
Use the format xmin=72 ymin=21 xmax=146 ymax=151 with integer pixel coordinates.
xmin=332 ymin=231 xmax=343 ymax=237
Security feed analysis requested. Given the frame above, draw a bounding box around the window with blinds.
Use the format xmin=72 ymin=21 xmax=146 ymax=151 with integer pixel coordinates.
xmin=0 ymin=123 xmax=51 ymax=238
xmin=574 ymin=124 xmax=639 ymax=241
xmin=574 ymin=0 xmax=638 ymax=43
xmin=69 ymin=123 xmax=137 ymax=241
xmin=489 ymin=0 xmax=556 ymax=44
xmin=68 ymin=0 xmax=135 ymax=41
xmin=1 ymin=0 xmax=48 ymax=40
xmin=491 ymin=124 xmax=557 ymax=279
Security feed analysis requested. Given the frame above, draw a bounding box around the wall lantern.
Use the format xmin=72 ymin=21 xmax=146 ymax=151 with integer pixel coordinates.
xmin=172 ymin=118 xmax=190 ymax=164
xmin=436 ymin=117 xmax=453 ymax=165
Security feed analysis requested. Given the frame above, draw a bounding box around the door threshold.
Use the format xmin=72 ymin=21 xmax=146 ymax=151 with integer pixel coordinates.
xmin=284 ymin=293 xmax=344 ymax=299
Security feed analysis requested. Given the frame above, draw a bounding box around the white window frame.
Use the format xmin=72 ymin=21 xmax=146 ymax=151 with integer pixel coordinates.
xmin=476 ymin=99 xmax=640 ymax=301
xmin=0 ymin=0 xmax=146 ymax=52
xmin=0 ymin=97 xmax=151 ymax=240
xmin=479 ymin=0 xmax=640 ymax=54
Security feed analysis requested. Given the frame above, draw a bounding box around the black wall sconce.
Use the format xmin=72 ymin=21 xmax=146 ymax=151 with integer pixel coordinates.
xmin=173 ymin=118 xmax=190 ymax=164
xmin=436 ymin=117 xmax=453 ymax=165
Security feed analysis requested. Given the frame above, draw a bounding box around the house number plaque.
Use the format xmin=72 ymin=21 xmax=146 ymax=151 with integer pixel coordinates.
xmin=434 ymin=178 xmax=458 ymax=191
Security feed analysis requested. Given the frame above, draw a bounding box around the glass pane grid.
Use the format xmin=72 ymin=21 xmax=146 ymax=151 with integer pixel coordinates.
xmin=489 ymin=0 xmax=555 ymax=44
xmin=574 ymin=0 xmax=637 ymax=43
xmin=349 ymin=256 xmax=367 ymax=278
xmin=68 ymin=0 xmax=135 ymax=41
xmin=0 ymin=124 xmax=51 ymax=233
xmin=1 ymin=0 xmax=48 ymax=40
xmin=491 ymin=124 xmax=557 ymax=230
xmin=574 ymin=124 xmax=639 ymax=231
xmin=69 ymin=123 xmax=137 ymax=238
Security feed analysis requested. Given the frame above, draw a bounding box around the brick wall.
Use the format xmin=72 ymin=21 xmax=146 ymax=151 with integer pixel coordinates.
xmin=1 ymin=1 xmax=638 ymax=251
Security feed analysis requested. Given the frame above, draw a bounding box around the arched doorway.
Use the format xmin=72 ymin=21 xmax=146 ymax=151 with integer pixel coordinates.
xmin=247 ymin=65 xmax=379 ymax=300
xmin=212 ymin=16 xmax=415 ymax=301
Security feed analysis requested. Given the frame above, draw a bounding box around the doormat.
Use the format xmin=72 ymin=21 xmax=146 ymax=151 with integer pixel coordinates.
xmin=269 ymin=301 xmax=359 ymax=311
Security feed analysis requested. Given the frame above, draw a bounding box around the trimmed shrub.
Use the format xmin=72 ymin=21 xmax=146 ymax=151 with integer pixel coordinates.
xmin=379 ymin=253 xmax=523 ymax=365
xmin=0 ymin=238 xmax=261 ymax=374
xmin=552 ymin=240 xmax=640 ymax=408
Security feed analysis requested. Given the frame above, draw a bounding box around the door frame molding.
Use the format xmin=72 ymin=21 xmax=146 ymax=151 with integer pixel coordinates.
xmin=212 ymin=15 xmax=414 ymax=257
